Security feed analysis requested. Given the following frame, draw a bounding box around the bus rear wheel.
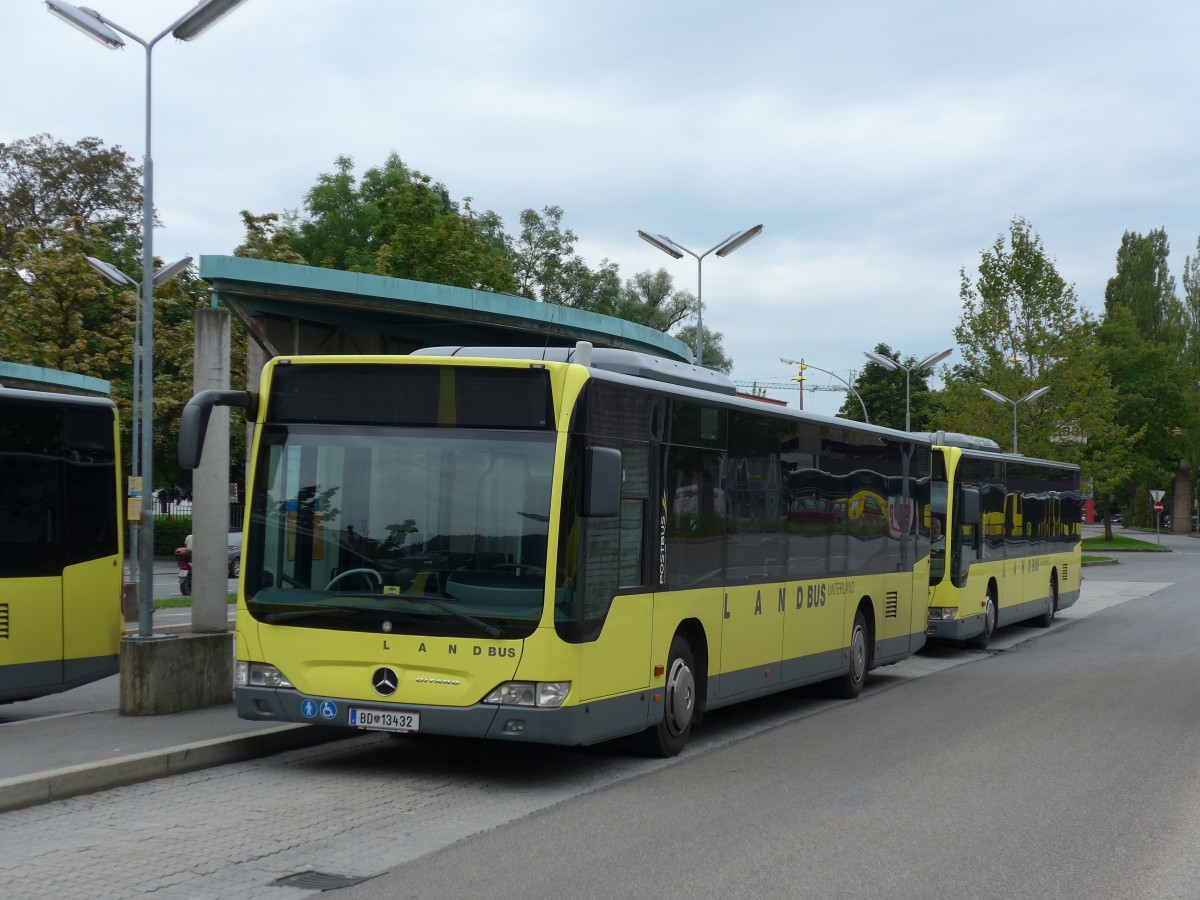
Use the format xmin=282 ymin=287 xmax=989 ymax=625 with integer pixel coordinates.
xmin=633 ymin=634 xmax=696 ymax=758
xmin=826 ymin=608 xmax=869 ymax=699
xmin=1035 ymin=572 xmax=1058 ymax=627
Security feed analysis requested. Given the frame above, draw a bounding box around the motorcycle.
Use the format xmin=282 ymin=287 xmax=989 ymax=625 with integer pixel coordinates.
xmin=174 ymin=546 xmax=192 ymax=596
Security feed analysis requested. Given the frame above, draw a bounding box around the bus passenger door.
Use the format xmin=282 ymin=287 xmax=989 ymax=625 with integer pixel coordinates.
xmin=0 ymin=574 xmax=63 ymax=696
xmin=576 ymin=441 xmax=652 ymax=702
xmin=719 ymin=584 xmax=784 ymax=698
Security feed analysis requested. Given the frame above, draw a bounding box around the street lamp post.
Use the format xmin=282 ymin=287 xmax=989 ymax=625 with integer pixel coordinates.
xmin=780 ymin=356 xmax=870 ymax=422
xmin=981 ymin=386 xmax=1050 ymax=454
xmin=862 ymin=348 xmax=952 ymax=432
xmin=49 ymin=0 xmax=248 ymax=638
xmin=85 ymin=255 xmax=191 ymax=582
xmin=637 ymin=225 xmax=763 ymax=368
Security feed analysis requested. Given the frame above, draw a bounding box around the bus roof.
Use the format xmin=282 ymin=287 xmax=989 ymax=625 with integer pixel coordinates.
xmin=412 ymin=344 xmax=929 ymax=446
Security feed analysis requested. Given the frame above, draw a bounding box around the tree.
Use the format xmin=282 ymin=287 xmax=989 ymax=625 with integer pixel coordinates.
xmin=289 ymin=153 xmax=434 ymax=272
xmin=1104 ymin=228 xmax=1184 ymax=349
xmin=374 ymin=189 xmax=514 ymax=292
xmin=233 ymin=211 xmax=308 ymax=265
xmin=0 ymin=221 xmax=131 ymax=376
xmin=943 ymin=217 xmax=1135 ymax=537
xmin=612 ymin=268 xmax=695 ymax=332
xmin=673 ymin=323 xmax=732 ymax=374
xmin=0 ymin=133 xmax=143 ymax=258
xmin=0 ymin=134 xmax=210 ymax=493
xmin=511 ymin=205 xmax=576 ymax=301
xmin=267 ymin=154 xmax=515 ymax=292
xmin=1098 ymin=229 xmax=1191 ymax=526
xmin=851 ymin=344 xmax=940 ymax=431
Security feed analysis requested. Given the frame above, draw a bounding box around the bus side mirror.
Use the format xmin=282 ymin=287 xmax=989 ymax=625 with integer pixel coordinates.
xmin=178 ymin=390 xmax=254 ymax=469
xmin=959 ymin=487 xmax=981 ymax=526
xmin=582 ymin=446 xmax=621 ymax=518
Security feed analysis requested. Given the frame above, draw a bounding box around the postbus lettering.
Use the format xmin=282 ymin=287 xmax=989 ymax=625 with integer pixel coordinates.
xmin=659 ymin=500 xmax=668 ymax=586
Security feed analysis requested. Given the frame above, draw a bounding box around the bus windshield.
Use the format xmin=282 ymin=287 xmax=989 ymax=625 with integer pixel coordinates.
xmin=245 ymin=425 xmax=555 ymax=637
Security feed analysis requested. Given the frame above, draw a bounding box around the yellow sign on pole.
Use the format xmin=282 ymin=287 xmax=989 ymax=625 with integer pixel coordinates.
xmin=127 ymin=476 xmax=143 ymax=521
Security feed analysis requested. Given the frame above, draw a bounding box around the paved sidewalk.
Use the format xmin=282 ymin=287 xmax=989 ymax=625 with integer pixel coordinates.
xmin=0 ymin=617 xmax=351 ymax=813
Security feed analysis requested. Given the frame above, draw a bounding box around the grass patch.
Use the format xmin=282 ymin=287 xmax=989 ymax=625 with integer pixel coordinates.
xmin=153 ymin=594 xmax=237 ymax=609
xmin=1082 ymin=535 xmax=1169 ymax=552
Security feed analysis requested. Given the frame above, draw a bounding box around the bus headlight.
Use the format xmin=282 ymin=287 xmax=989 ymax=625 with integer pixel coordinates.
xmin=928 ymin=607 xmax=957 ymax=622
xmin=483 ymin=681 xmax=570 ymax=708
xmin=236 ymin=660 xmax=293 ymax=688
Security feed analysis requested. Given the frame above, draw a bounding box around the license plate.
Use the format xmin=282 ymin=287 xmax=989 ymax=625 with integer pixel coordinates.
xmin=348 ymin=707 xmax=420 ymax=733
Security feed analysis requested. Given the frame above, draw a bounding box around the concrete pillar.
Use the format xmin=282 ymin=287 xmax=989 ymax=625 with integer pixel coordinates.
xmin=120 ymin=633 xmax=233 ymax=714
xmin=1172 ymin=457 xmax=1191 ymax=534
xmin=192 ymin=308 xmax=232 ymax=633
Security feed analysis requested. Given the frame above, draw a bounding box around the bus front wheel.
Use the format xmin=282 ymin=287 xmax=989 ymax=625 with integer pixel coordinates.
xmin=633 ymin=634 xmax=696 ymax=758
xmin=969 ymin=589 xmax=997 ymax=649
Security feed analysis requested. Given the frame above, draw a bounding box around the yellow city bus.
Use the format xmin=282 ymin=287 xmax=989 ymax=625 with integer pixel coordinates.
xmin=179 ymin=346 xmax=935 ymax=755
xmin=925 ymin=432 xmax=1081 ymax=648
xmin=0 ymin=387 xmax=123 ymax=702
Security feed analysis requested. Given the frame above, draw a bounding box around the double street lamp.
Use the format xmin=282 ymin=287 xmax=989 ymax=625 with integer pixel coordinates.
xmin=981 ymin=386 xmax=1050 ymax=454
xmin=637 ymin=225 xmax=763 ymax=368
xmin=780 ymin=356 xmax=869 ymax=422
xmin=48 ymin=0 xmax=248 ymax=638
xmin=862 ymin=348 xmax=952 ymax=432
xmin=85 ymin=255 xmax=191 ymax=585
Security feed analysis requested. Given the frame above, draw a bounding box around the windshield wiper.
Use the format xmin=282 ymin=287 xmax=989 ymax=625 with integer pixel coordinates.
xmin=393 ymin=593 xmax=505 ymax=638
xmin=259 ymin=602 xmax=415 ymax=625
xmin=260 ymin=603 xmax=355 ymax=624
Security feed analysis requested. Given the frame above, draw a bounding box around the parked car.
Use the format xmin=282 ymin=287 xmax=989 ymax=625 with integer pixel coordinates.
xmin=177 ymin=532 xmax=242 ymax=577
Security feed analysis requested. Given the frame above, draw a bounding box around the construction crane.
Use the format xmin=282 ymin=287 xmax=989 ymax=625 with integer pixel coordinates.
xmin=732 ymin=380 xmax=846 ymax=393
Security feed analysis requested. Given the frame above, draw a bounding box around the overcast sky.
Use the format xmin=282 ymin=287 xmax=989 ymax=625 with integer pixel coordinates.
xmin=7 ymin=0 xmax=1200 ymax=414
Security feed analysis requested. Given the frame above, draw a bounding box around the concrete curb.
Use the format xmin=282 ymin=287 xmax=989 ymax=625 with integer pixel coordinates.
xmin=0 ymin=724 xmax=353 ymax=814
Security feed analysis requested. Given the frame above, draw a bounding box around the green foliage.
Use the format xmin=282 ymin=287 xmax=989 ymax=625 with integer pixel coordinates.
xmin=612 ymin=268 xmax=695 ymax=331
xmin=0 ymin=134 xmax=212 ymax=496
xmin=0 ymin=133 xmax=143 ymax=258
xmin=375 ymin=191 xmax=515 ymax=292
xmin=672 ymin=323 xmax=732 ymax=373
xmin=1104 ymin=229 xmax=1184 ymax=348
xmin=151 ymin=515 xmax=192 ymax=555
xmin=849 ymin=343 xmax=941 ymax=431
xmin=1097 ymin=229 xmax=1192 ymax=523
xmin=941 ymin=217 xmax=1135 ymax=509
xmin=233 ymin=211 xmax=307 ymax=265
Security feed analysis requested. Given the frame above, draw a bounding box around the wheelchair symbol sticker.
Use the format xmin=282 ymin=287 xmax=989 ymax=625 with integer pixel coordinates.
xmin=320 ymin=700 xmax=337 ymax=720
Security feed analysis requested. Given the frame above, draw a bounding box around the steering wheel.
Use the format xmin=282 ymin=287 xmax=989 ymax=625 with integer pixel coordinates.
xmin=492 ymin=563 xmax=544 ymax=576
xmin=325 ymin=568 xmax=383 ymax=591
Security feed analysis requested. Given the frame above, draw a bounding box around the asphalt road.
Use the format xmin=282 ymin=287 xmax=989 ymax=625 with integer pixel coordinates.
xmin=4 ymin=529 xmax=1195 ymax=899
xmin=340 ymin=535 xmax=1200 ymax=900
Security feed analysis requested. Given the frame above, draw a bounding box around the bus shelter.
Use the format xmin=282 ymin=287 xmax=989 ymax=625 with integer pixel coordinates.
xmin=198 ymin=256 xmax=693 ymax=375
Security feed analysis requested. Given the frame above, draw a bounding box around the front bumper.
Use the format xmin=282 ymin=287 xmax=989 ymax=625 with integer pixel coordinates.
xmin=236 ymin=685 xmax=648 ymax=747
xmin=925 ymin=612 xmax=985 ymax=642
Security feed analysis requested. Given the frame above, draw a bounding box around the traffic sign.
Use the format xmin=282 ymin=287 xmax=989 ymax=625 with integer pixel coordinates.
xmin=1154 ymin=501 xmax=1164 ymax=514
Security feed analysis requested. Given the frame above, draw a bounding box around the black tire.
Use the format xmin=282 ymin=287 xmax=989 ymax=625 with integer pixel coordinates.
xmin=230 ymin=558 xmax=240 ymax=578
xmin=826 ymin=608 xmax=869 ymax=699
xmin=1035 ymin=572 xmax=1057 ymax=627
xmin=633 ymin=634 xmax=697 ymax=758
xmin=968 ymin=588 xmax=997 ymax=649
xmin=180 ymin=573 xmax=191 ymax=596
